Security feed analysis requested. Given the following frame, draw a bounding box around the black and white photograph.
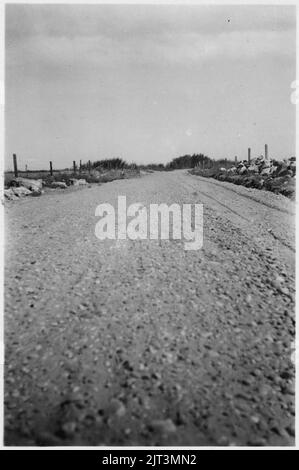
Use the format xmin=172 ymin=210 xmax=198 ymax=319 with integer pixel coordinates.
xmin=2 ymin=1 xmax=296 ymax=449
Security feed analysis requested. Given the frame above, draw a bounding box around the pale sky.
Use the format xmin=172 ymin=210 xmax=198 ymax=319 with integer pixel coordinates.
xmin=5 ymin=4 xmax=296 ymax=170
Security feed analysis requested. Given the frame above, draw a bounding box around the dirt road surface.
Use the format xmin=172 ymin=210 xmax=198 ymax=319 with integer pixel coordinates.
xmin=4 ymin=170 xmax=295 ymax=446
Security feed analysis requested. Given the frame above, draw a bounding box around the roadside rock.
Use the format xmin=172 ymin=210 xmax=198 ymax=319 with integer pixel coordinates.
xmin=4 ymin=188 xmax=18 ymax=200
xmin=69 ymin=179 xmax=87 ymax=186
xmin=51 ymin=181 xmax=67 ymax=189
xmin=13 ymin=177 xmax=42 ymax=192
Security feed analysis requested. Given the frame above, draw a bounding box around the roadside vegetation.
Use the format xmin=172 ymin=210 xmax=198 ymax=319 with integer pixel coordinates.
xmin=4 ymin=152 xmax=296 ymax=200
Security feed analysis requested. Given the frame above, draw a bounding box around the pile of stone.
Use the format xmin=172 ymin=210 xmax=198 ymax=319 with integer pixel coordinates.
xmin=216 ymin=156 xmax=295 ymax=198
xmin=4 ymin=187 xmax=32 ymax=200
xmin=4 ymin=176 xmax=90 ymax=201
xmin=226 ymin=155 xmax=296 ymax=178
xmin=69 ymin=178 xmax=87 ymax=186
xmin=4 ymin=177 xmax=43 ymax=200
xmin=191 ymin=155 xmax=295 ymax=198
xmin=50 ymin=181 xmax=67 ymax=189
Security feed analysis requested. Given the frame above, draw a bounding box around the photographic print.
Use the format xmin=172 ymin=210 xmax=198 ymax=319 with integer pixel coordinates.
xmin=3 ymin=2 xmax=296 ymax=448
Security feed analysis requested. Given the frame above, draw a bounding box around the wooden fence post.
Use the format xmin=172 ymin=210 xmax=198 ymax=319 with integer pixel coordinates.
xmin=50 ymin=161 xmax=53 ymax=176
xmin=13 ymin=154 xmax=18 ymax=178
xmin=265 ymin=144 xmax=268 ymax=162
xmin=79 ymin=160 xmax=82 ymax=174
xmin=88 ymin=160 xmax=91 ymax=174
xmin=225 ymin=158 xmax=227 ymax=169
xmin=248 ymin=148 xmax=251 ymax=164
xmin=73 ymin=161 xmax=76 ymax=174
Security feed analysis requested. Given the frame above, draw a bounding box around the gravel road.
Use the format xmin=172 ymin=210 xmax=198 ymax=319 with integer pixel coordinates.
xmin=4 ymin=170 xmax=295 ymax=446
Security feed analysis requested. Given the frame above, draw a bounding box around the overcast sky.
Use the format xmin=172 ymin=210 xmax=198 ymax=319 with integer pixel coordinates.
xmin=5 ymin=4 xmax=296 ymax=170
